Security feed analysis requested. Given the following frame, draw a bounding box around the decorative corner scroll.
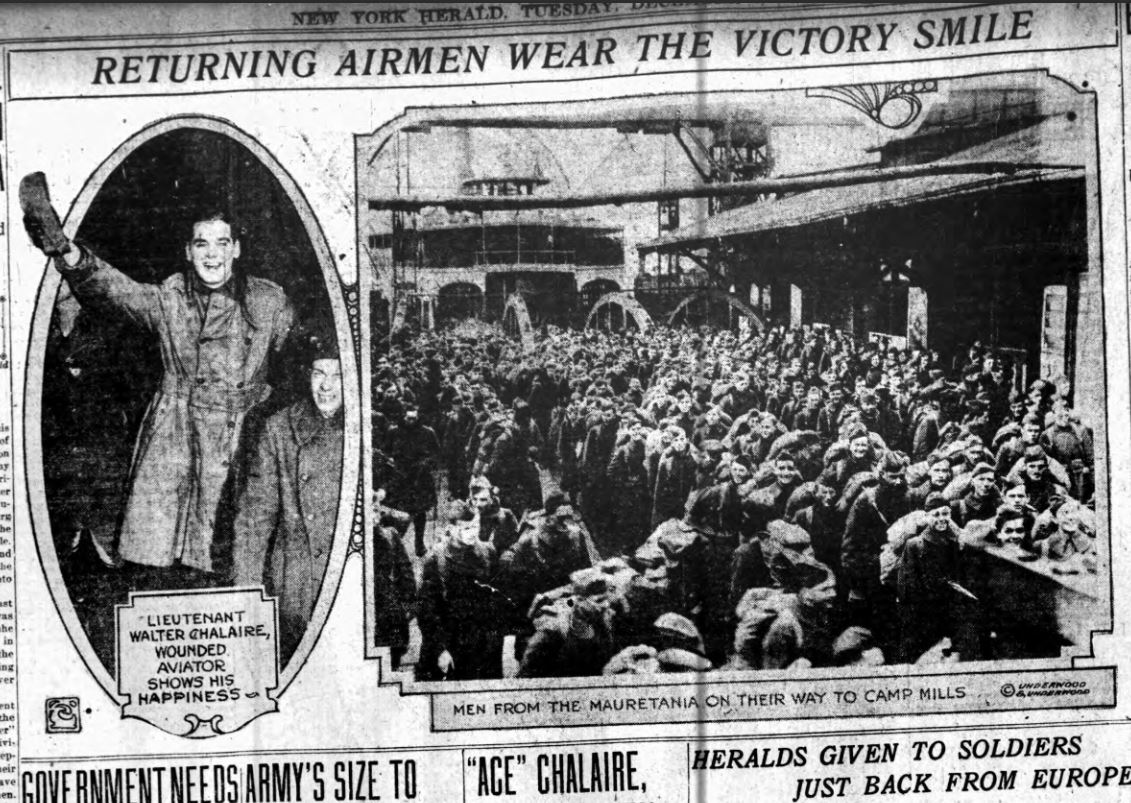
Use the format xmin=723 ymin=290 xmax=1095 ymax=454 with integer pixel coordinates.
xmin=807 ymin=80 xmax=939 ymax=129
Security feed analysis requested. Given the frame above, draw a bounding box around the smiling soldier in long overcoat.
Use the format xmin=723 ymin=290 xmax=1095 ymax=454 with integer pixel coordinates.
xmin=22 ymin=176 xmax=293 ymax=583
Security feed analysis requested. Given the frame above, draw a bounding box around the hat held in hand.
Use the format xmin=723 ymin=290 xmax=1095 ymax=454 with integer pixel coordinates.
xmin=19 ymin=172 xmax=70 ymax=257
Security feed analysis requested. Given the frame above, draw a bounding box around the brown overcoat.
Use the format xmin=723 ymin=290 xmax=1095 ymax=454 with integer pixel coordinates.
xmin=60 ymin=248 xmax=293 ymax=572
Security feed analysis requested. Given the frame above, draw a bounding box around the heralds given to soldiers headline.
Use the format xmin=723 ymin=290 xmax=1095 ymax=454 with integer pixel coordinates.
xmin=22 ymin=173 xmax=293 ymax=581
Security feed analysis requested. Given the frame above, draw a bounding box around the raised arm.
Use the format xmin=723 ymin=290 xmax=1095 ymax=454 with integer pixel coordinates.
xmin=22 ymin=171 xmax=161 ymax=331
xmin=55 ymin=247 xmax=163 ymax=332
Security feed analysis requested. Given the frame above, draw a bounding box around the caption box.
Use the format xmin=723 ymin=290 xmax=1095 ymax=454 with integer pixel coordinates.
xmin=431 ymin=667 xmax=1115 ymax=731
xmin=116 ymin=588 xmax=278 ymax=737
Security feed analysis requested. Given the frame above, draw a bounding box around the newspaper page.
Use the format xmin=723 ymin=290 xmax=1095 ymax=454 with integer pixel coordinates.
xmin=3 ymin=2 xmax=1130 ymax=801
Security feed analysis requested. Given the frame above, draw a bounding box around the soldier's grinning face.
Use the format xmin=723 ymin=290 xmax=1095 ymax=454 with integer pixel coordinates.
xmin=310 ymin=358 xmax=343 ymax=417
xmin=186 ymin=219 xmax=239 ymax=289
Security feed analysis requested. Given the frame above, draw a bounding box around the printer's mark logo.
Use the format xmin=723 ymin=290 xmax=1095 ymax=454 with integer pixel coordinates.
xmin=45 ymin=697 xmax=81 ymax=733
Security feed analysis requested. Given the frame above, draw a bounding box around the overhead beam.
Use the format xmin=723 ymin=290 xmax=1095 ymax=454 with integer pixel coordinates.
xmin=368 ymin=162 xmax=1078 ymax=212
xmin=403 ymin=117 xmax=701 ymax=131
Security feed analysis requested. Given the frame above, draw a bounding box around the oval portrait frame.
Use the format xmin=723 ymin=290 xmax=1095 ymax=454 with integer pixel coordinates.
xmin=23 ymin=114 xmax=360 ymax=710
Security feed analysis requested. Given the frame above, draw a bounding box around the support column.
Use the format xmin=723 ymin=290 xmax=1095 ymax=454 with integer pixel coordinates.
xmin=1070 ymin=99 xmax=1110 ymax=633
xmin=789 ymin=284 xmax=803 ymax=328
xmin=1073 ymin=102 xmax=1103 ymax=426
xmin=907 ymin=287 xmax=928 ymax=348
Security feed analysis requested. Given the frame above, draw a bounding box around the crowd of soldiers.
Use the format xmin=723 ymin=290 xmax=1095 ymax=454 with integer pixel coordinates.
xmin=371 ymin=322 xmax=1097 ymax=680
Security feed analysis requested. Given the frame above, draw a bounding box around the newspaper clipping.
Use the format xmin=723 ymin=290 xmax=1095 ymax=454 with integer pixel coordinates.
xmin=6 ymin=2 xmax=1131 ymax=801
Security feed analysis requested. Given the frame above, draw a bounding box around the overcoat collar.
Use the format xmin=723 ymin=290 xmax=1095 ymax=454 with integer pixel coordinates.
xmin=290 ymin=397 xmax=344 ymax=446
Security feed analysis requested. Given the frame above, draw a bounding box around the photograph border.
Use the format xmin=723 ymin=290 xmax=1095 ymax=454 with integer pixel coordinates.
xmin=22 ymin=113 xmax=362 ymax=713
xmin=358 ymin=67 xmax=1115 ymax=725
